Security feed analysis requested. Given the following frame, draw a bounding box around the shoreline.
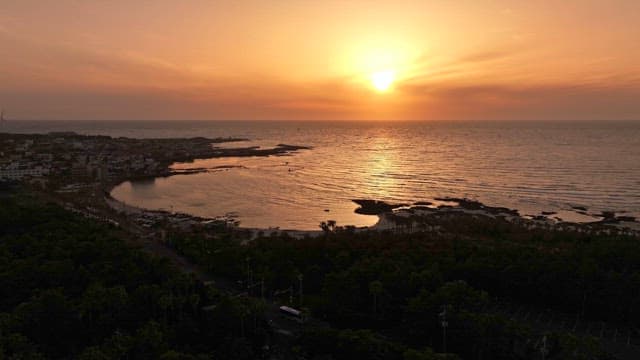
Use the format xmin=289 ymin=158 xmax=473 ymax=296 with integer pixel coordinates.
xmin=3 ymin=131 xmax=637 ymax=239
xmin=364 ymin=198 xmax=640 ymax=236
xmin=107 ymin=164 xmax=640 ymax=239
xmin=106 ymin=152 xmax=640 ymax=238
xmin=106 ymin=188 xmax=640 ymax=239
xmin=105 ymin=172 xmax=640 ymax=240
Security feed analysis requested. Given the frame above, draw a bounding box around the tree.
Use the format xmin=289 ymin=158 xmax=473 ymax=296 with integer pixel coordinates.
xmin=78 ymin=346 xmax=111 ymax=360
xmin=132 ymin=321 xmax=167 ymax=358
xmin=320 ymin=220 xmax=337 ymax=233
xmin=369 ymin=280 xmax=384 ymax=315
xmin=404 ymin=348 xmax=458 ymax=360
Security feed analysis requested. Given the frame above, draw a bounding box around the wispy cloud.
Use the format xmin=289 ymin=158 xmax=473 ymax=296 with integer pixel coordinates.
xmin=395 ymin=80 xmax=640 ymax=120
xmin=406 ymin=46 xmax=525 ymax=85
xmin=457 ymin=49 xmax=519 ymax=64
xmin=2 ymin=22 xmax=639 ymax=121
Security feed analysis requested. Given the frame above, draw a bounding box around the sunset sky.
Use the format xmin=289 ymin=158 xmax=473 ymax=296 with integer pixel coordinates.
xmin=1 ymin=0 xmax=639 ymax=121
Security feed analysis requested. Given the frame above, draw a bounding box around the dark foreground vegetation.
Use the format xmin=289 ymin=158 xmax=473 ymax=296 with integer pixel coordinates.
xmin=2 ymin=190 xmax=638 ymax=359
xmin=171 ymin=215 xmax=640 ymax=359
xmin=0 ymin=194 xmax=268 ymax=359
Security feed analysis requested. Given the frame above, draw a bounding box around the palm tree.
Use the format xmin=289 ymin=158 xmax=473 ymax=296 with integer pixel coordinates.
xmin=157 ymin=293 xmax=173 ymax=323
xmin=369 ymin=280 xmax=384 ymax=315
xmin=235 ymin=301 xmax=250 ymax=338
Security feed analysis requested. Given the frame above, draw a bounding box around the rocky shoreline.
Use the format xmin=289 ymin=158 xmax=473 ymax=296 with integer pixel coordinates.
xmin=107 ymin=190 xmax=640 ymax=242
xmin=354 ymin=198 xmax=640 ymax=237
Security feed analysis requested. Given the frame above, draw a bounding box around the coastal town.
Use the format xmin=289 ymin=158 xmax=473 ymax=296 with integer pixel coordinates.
xmin=0 ymin=131 xmax=316 ymax=186
xmin=0 ymin=131 xmax=311 ymax=235
xmin=0 ymin=132 xmax=245 ymax=184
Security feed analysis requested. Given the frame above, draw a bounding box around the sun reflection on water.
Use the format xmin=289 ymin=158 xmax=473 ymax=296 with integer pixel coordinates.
xmin=111 ymin=122 xmax=640 ymax=231
xmin=360 ymin=132 xmax=402 ymax=200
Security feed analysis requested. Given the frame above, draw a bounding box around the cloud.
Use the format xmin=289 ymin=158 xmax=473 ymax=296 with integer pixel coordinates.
xmin=407 ymin=46 xmax=525 ymax=84
xmin=396 ymin=80 xmax=640 ymax=120
xmin=2 ymin=30 xmax=639 ymax=121
xmin=393 ymin=43 xmax=640 ymax=120
xmin=0 ymin=27 xmax=225 ymax=93
xmin=457 ymin=49 xmax=518 ymax=64
xmin=0 ymin=73 xmax=364 ymax=120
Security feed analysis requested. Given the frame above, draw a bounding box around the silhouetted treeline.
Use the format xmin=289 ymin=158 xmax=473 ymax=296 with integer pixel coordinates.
xmin=0 ymin=191 xmax=628 ymax=359
xmin=0 ymin=195 xmax=267 ymax=359
xmin=170 ymin=222 xmax=635 ymax=359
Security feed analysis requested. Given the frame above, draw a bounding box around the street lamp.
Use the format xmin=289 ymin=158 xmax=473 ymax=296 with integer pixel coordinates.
xmin=540 ymin=335 xmax=548 ymax=360
xmin=439 ymin=305 xmax=448 ymax=353
xmin=297 ymin=274 xmax=304 ymax=306
xmin=245 ymin=257 xmax=252 ymax=290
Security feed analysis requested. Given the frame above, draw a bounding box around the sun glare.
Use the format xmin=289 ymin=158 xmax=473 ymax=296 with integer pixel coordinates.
xmin=371 ymin=70 xmax=395 ymax=92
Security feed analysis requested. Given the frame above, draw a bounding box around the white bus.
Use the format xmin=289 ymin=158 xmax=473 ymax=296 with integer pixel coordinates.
xmin=279 ymin=306 xmax=303 ymax=322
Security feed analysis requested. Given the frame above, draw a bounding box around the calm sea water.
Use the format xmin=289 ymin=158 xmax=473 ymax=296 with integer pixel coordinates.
xmin=4 ymin=120 xmax=640 ymax=230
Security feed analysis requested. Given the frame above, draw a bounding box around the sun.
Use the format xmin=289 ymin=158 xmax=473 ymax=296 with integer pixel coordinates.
xmin=371 ymin=70 xmax=395 ymax=92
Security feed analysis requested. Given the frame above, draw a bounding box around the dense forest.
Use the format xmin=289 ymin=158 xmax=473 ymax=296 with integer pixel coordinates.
xmin=170 ymin=215 xmax=640 ymax=359
xmin=0 ymin=194 xmax=268 ymax=359
xmin=1 ymin=190 xmax=636 ymax=359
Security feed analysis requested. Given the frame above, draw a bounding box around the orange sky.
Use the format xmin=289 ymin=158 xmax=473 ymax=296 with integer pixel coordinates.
xmin=1 ymin=1 xmax=639 ymax=120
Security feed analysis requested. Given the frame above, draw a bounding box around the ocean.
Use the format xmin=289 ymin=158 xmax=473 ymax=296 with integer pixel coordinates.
xmin=3 ymin=120 xmax=640 ymax=230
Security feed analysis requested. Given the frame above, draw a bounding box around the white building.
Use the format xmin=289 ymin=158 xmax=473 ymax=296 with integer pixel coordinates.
xmin=0 ymin=163 xmax=50 ymax=181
